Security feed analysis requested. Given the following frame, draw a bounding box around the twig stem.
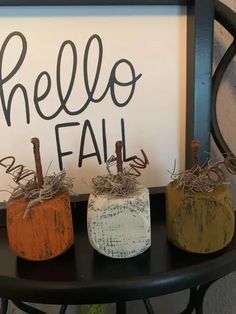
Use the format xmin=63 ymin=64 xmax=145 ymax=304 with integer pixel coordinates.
xmin=115 ymin=141 xmax=123 ymax=174
xmin=191 ymin=139 xmax=200 ymax=167
xmin=31 ymin=137 xmax=44 ymax=187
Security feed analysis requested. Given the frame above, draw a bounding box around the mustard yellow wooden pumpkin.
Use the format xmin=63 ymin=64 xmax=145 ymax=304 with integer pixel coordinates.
xmin=166 ymin=140 xmax=235 ymax=253
xmin=166 ymin=182 xmax=234 ymax=253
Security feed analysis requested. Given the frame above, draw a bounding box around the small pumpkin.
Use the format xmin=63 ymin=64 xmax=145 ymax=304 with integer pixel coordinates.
xmin=4 ymin=137 xmax=74 ymax=261
xmin=87 ymin=140 xmax=150 ymax=258
xmin=166 ymin=182 xmax=234 ymax=253
xmin=7 ymin=191 xmax=74 ymax=261
xmin=166 ymin=139 xmax=235 ymax=253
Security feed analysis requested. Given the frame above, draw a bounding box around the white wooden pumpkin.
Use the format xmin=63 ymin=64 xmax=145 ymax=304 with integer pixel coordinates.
xmin=87 ymin=185 xmax=151 ymax=258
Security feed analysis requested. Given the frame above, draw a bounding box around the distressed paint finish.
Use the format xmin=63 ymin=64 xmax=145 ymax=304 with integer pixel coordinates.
xmin=7 ymin=191 xmax=74 ymax=261
xmin=166 ymin=182 xmax=235 ymax=253
xmin=87 ymin=185 xmax=151 ymax=258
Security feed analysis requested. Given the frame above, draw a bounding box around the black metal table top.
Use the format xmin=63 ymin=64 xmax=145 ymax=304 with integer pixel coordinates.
xmin=0 ymin=193 xmax=236 ymax=305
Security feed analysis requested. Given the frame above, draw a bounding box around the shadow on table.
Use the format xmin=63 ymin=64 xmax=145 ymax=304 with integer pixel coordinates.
xmin=16 ymin=246 xmax=77 ymax=281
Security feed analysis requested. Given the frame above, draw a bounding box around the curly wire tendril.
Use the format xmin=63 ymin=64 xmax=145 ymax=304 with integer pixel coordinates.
xmin=171 ymin=155 xmax=236 ymax=193
xmin=0 ymin=156 xmax=35 ymax=183
xmin=93 ymin=142 xmax=149 ymax=197
xmin=0 ymin=156 xmax=73 ymax=218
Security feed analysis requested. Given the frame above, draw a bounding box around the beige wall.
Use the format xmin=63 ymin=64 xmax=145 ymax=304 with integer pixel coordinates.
xmin=207 ymin=1 xmax=236 ymax=313
xmin=212 ymin=0 xmax=236 ymax=201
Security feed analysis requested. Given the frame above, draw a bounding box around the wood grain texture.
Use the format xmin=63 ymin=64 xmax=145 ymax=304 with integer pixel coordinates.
xmin=166 ymin=182 xmax=235 ymax=253
xmin=87 ymin=185 xmax=151 ymax=258
xmin=7 ymin=191 xmax=74 ymax=261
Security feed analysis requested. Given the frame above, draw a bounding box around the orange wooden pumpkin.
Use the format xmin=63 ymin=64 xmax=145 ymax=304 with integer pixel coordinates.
xmin=7 ymin=191 xmax=74 ymax=261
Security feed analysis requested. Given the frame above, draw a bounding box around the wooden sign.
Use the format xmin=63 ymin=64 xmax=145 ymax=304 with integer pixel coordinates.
xmin=0 ymin=5 xmax=186 ymax=201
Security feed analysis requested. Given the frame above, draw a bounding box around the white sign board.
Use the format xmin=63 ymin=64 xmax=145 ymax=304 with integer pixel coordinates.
xmin=0 ymin=5 xmax=186 ymax=201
